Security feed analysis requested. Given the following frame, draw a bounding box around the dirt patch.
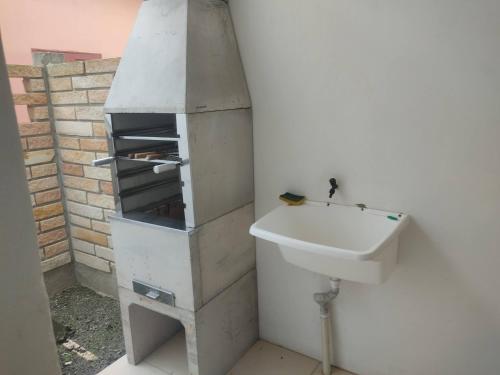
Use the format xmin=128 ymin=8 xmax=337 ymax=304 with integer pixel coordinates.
xmin=50 ymin=285 xmax=125 ymax=375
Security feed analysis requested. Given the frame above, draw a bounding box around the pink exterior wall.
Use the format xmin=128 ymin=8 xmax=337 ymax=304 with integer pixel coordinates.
xmin=0 ymin=0 xmax=141 ymax=121
xmin=0 ymin=0 xmax=141 ymax=65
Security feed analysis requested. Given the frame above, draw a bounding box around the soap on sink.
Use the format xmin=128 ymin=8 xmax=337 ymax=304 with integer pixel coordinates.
xmin=279 ymin=192 xmax=305 ymax=206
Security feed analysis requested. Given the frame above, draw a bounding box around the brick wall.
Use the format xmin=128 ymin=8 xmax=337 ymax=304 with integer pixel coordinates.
xmin=8 ymin=58 xmax=119 ymax=290
xmin=47 ymin=58 xmax=119 ymax=276
xmin=7 ymin=64 xmax=71 ymax=272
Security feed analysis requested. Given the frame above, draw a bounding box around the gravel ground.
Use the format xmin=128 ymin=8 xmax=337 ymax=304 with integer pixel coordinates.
xmin=50 ymin=286 xmax=125 ymax=375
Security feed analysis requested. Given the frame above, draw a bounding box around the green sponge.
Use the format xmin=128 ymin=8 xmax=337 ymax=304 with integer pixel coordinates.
xmin=279 ymin=192 xmax=305 ymax=206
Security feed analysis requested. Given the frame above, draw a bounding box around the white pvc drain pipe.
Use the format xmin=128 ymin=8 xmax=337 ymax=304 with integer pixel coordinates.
xmin=313 ymin=278 xmax=341 ymax=375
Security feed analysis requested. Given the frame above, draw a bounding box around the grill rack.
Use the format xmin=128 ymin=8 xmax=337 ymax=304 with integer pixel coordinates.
xmin=93 ymin=113 xmax=185 ymax=225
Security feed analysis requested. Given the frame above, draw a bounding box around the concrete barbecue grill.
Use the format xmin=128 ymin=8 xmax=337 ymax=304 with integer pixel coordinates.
xmin=92 ymin=0 xmax=258 ymax=373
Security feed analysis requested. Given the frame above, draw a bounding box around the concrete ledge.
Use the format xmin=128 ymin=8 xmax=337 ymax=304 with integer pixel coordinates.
xmin=75 ymin=261 xmax=118 ymax=298
xmin=43 ymin=262 xmax=77 ymax=297
xmin=41 ymin=252 xmax=71 ymax=273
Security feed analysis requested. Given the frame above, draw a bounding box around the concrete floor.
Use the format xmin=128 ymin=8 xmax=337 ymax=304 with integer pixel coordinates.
xmin=98 ymin=333 xmax=354 ymax=375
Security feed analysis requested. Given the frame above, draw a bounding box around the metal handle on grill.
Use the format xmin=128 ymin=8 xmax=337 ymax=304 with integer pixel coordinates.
xmin=92 ymin=156 xmax=182 ymax=173
xmin=92 ymin=157 xmax=115 ymax=166
xmin=145 ymin=290 xmax=161 ymax=300
xmin=152 ymin=161 xmax=181 ymax=174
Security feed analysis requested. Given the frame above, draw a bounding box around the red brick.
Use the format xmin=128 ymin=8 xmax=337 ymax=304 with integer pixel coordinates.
xmin=48 ymin=77 xmax=72 ymax=91
xmin=28 ymin=106 xmax=49 ymax=121
xmin=88 ymin=193 xmax=115 ymax=209
xmin=41 ymin=252 xmax=71 ymax=272
xmin=92 ymin=220 xmax=111 ymax=235
xmin=62 ymin=163 xmax=84 ymax=176
xmin=58 ymin=136 xmax=80 ymax=150
xmin=23 ymin=78 xmax=46 ymax=92
xmin=53 ymin=107 xmax=76 ymax=120
xmin=70 ymin=214 xmax=91 ymax=228
xmin=31 ymin=163 xmax=57 ymax=178
xmin=84 ymin=58 xmax=120 ymax=73
xmin=83 ymin=166 xmax=111 ymax=181
xmin=51 ymin=91 xmax=87 ymax=105
xmin=72 ymin=74 xmax=113 ymax=89
xmin=92 ymin=122 xmax=107 ymax=137
xmin=99 ymin=181 xmax=113 ymax=195
xmin=37 ymin=228 xmax=67 ymax=247
xmin=75 ymin=106 xmax=103 ymax=121
xmin=34 ymin=189 xmax=62 ymax=205
xmin=44 ymin=240 xmax=69 ymax=258
xmin=17 ymin=122 xmax=51 ymax=136
xmin=27 ymin=135 xmax=53 ymax=150
xmin=23 ymin=149 xmax=55 ymax=166
xmin=32 ymin=201 xmax=63 ymax=219
xmin=7 ymin=64 xmax=42 ymax=78
xmin=28 ymin=176 xmax=59 ymax=193
xmin=55 ymin=121 xmax=92 ymax=136
xmin=60 ymin=149 xmax=95 ymax=165
xmin=13 ymin=93 xmax=47 ymax=105
xmin=40 ymin=215 xmax=66 ymax=232
xmin=71 ymin=226 xmax=108 ymax=247
xmin=65 ymin=189 xmax=87 ymax=203
xmin=63 ymin=175 xmax=99 ymax=192
xmin=47 ymin=61 xmax=83 ymax=77
xmin=88 ymin=89 xmax=109 ymax=104
xmin=80 ymin=138 xmax=108 ymax=152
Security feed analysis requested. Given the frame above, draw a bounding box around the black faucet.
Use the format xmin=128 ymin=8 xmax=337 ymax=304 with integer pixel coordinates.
xmin=329 ymin=178 xmax=338 ymax=198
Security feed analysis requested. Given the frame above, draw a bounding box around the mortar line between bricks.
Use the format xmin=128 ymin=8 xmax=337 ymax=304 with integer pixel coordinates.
xmin=42 ymin=64 xmax=76 ymax=267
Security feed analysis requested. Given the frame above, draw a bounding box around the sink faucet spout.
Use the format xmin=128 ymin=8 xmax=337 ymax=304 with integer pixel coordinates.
xmin=329 ymin=178 xmax=338 ymax=199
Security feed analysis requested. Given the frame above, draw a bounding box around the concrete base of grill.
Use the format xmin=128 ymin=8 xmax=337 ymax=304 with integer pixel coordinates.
xmin=110 ymin=203 xmax=256 ymax=312
xmin=118 ymin=270 xmax=258 ymax=375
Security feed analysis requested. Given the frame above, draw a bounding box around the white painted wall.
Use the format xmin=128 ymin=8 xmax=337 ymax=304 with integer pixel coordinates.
xmin=229 ymin=1 xmax=500 ymax=374
xmin=0 ymin=38 xmax=61 ymax=375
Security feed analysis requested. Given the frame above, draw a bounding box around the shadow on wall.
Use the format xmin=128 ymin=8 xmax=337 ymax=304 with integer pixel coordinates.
xmin=331 ymin=219 xmax=499 ymax=373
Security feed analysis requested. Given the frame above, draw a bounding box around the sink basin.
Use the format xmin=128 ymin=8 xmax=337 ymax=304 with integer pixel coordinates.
xmin=250 ymin=201 xmax=409 ymax=284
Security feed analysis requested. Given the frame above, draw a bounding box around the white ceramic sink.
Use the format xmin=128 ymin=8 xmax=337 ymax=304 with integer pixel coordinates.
xmin=250 ymin=201 xmax=409 ymax=284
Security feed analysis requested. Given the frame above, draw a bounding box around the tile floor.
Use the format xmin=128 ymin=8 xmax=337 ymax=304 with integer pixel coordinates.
xmin=98 ymin=333 xmax=354 ymax=375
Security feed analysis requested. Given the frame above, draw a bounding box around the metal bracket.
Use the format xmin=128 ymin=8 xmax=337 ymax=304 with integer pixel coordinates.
xmin=132 ymin=280 xmax=175 ymax=306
